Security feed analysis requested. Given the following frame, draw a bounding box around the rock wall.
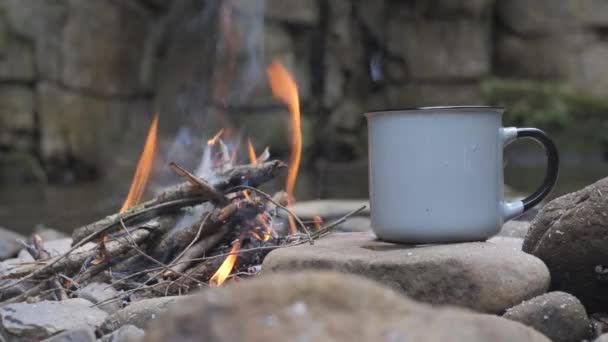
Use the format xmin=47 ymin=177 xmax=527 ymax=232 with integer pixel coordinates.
xmin=1 ymin=0 xmax=607 ymax=184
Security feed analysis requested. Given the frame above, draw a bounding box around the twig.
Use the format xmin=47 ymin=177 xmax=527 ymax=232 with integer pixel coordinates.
xmin=169 ymin=163 xmax=228 ymax=205
xmin=227 ymin=185 xmax=313 ymax=245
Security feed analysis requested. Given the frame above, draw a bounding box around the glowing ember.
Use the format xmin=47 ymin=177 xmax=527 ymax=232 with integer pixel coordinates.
xmin=120 ymin=112 xmax=159 ymax=212
xmin=207 ymin=128 xmax=225 ymax=146
xmin=266 ymin=60 xmax=302 ymax=234
xmin=247 ymin=138 xmax=257 ymax=164
xmin=209 ymin=238 xmax=242 ymax=286
xmin=243 ymin=190 xmax=251 ymax=202
xmin=312 ymin=215 xmax=323 ymax=230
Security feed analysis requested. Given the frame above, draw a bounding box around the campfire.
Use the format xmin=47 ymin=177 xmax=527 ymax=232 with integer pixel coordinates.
xmin=0 ymin=61 xmax=364 ymax=305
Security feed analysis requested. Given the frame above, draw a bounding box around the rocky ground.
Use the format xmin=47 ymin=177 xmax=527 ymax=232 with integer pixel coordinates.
xmin=2 ymin=178 xmax=608 ymax=341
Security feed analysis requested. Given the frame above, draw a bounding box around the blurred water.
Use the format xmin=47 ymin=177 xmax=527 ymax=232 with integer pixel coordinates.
xmin=1 ymin=160 xmax=607 ymax=235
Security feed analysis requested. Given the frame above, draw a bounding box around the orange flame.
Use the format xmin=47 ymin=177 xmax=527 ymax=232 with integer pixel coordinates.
xmin=120 ymin=113 xmax=159 ymax=212
xmin=247 ymin=139 xmax=257 ymax=164
xmin=266 ymin=60 xmax=301 ymax=234
xmin=209 ymin=239 xmax=242 ymax=286
xmin=243 ymin=190 xmax=251 ymax=202
xmin=207 ymin=128 xmax=225 ymax=145
xmin=312 ymin=215 xmax=323 ymax=231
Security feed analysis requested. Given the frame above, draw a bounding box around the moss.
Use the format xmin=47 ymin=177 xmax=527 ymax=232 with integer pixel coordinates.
xmin=480 ymin=78 xmax=608 ymax=129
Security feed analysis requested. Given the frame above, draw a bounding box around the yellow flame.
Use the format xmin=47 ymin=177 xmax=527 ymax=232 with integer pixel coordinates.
xmin=209 ymin=239 xmax=242 ymax=286
xmin=207 ymin=128 xmax=225 ymax=145
xmin=247 ymin=138 xmax=257 ymax=164
xmin=120 ymin=113 xmax=159 ymax=212
xmin=266 ymin=60 xmax=301 ymax=234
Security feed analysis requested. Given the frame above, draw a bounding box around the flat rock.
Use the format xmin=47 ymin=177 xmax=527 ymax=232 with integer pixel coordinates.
xmin=76 ymin=282 xmax=120 ymax=314
xmin=487 ymin=236 xmax=524 ymax=251
xmin=41 ymin=328 xmax=96 ymax=342
xmin=146 ymin=271 xmax=550 ymax=342
xmin=100 ymin=325 xmax=144 ymax=342
xmin=498 ymin=220 xmax=531 ymax=238
xmin=263 ymin=232 xmax=550 ymax=313
xmin=100 ymin=296 xmax=185 ymax=334
xmin=290 ymin=199 xmax=369 ymax=220
xmin=0 ymin=298 xmax=107 ymax=341
xmin=523 ymin=177 xmax=608 ymax=312
xmin=0 ymin=226 xmax=26 ymax=260
xmin=596 ymin=334 xmax=608 ymax=342
xmin=503 ymin=291 xmax=592 ymax=342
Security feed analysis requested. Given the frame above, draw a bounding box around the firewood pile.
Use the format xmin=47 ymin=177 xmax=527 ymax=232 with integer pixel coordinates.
xmin=0 ymin=152 xmax=363 ymax=307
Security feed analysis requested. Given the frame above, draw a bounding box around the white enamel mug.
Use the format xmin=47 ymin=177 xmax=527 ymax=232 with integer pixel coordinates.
xmin=366 ymin=106 xmax=559 ymax=243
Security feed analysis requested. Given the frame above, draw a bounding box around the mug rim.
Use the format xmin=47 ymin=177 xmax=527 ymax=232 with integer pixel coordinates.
xmin=365 ymin=105 xmax=505 ymax=117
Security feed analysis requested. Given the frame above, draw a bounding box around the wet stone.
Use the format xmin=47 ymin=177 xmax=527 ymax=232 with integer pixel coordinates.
xmin=263 ymin=232 xmax=550 ymax=313
xmin=146 ymin=271 xmax=550 ymax=342
xmin=100 ymin=296 xmax=185 ymax=334
xmin=0 ymin=298 xmax=107 ymax=341
xmin=503 ymin=291 xmax=592 ymax=342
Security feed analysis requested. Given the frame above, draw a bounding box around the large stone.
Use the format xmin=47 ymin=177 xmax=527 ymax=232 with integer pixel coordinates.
xmin=387 ymin=18 xmax=490 ymax=80
xmin=503 ymin=291 xmax=592 ymax=342
xmin=38 ymin=82 xmax=151 ymax=181
xmin=498 ymin=220 xmax=531 ymax=238
xmin=0 ymin=85 xmax=35 ymax=152
xmin=495 ymin=32 xmax=591 ymax=80
xmin=0 ymin=226 xmax=25 ymax=260
xmin=385 ymin=82 xmax=484 ymax=108
xmin=99 ymin=325 xmax=144 ymax=342
xmin=496 ymin=0 xmax=584 ymax=35
xmin=100 ymin=296 xmax=185 ymax=333
xmin=41 ymin=328 xmax=96 ymax=342
xmin=574 ymin=43 xmax=608 ymax=97
xmin=146 ymin=271 xmax=550 ymax=342
xmin=597 ymin=334 xmax=608 ymax=342
xmin=0 ymin=298 xmax=107 ymax=341
xmin=580 ymin=0 xmax=608 ymax=26
xmin=265 ymin=0 xmax=318 ymax=24
xmin=75 ymin=282 xmax=121 ymax=314
xmin=523 ymin=177 xmax=608 ymax=313
xmin=290 ymin=199 xmax=370 ymax=220
xmin=58 ymin=1 xmax=152 ymax=96
xmin=263 ymin=232 xmax=550 ymax=313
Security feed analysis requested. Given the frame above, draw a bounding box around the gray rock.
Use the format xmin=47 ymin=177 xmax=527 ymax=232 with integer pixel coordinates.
xmin=41 ymin=328 xmax=96 ymax=342
xmin=18 ymin=238 xmax=73 ymax=261
xmin=497 ymin=0 xmax=583 ymax=35
xmin=33 ymin=225 xmax=69 ymax=241
xmin=503 ymin=291 xmax=592 ymax=342
xmin=487 ymin=236 xmax=524 ymax=251
xmin=385 ymin=82 xmax=484 ymax=108
xmin=265 ymin=0 xmax=318 ymax=24
xmin=580 ymin=0 xmax=608 ymax=26
xmin=100 ymin=296 xmax=185 ymax=333
xmin=290 ymin=199 xmax=370 ymax=220
xmin=592 ymin=313 xmax=608 ymax=338
xmin=146 ymin=271 xmax=550 ymax=342
xmin=335 ymin=216 xmax=372 ymax=233
xmin=0 ymin=298 xmax=107 ymax=341
xmin=523 ymin=177 xmax=608 ymax=312
xmin=573 ymin=43 xmax=608 ymax=97
xmin=0 ymin=226 xmax=25 ymax=260
xmin=263 ymin=232 xmax=550 ymax=313
xmin=495 ymin=32 xmax=591 ymax=80
xmin=498 ymin=220 xmax=531 ymax=238
xmin=100 ymin=325 xmax=144 ymax=342
xmin=596 ymin=333 xmax=608 ymax=342
xmin=75 ymin=282 xmax=121 ymax=314
xmin=387 ymin=18 xmax=490 ymax=80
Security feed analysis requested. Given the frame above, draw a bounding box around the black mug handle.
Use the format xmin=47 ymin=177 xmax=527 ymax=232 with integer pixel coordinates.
xmin=513 ymin=128 xmax=559 ymax=213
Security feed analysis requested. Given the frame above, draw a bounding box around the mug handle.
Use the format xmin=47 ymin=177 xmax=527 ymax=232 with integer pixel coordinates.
xmin=501 ymin=127 xmax=559 ymax=221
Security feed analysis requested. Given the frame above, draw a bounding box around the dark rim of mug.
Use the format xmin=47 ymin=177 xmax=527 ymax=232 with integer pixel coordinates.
xmin=365 ymin=106 xmax=505 ymax=117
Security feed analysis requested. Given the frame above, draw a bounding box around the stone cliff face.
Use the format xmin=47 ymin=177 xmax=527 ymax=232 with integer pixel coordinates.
xmin=0 ymin=0 xmax=607 ymax=183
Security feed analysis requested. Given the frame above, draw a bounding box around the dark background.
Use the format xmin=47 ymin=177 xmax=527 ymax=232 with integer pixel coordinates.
xmin=1 ymin=0 xmax=608 ymax=233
